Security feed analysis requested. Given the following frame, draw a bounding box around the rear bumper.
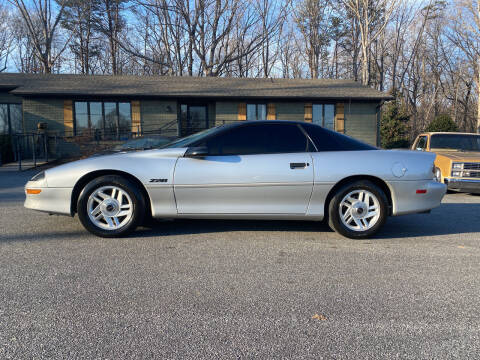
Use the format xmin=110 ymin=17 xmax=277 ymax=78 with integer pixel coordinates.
xmin=388 ymin=180 xmax=446 ymax=216
xmin=444 ymin=178 xmax=480 ymax=194
xmin=24 ymin=182 xmax=72 ymax=216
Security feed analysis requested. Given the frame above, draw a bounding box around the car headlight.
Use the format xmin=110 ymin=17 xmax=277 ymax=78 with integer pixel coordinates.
xmin=452 ymin=162 xmax=464 ymax=170
xmin=452 ymin=171 xmax=462 ymax=177
xmin=30 ymin=171 xmax=45 ymax=181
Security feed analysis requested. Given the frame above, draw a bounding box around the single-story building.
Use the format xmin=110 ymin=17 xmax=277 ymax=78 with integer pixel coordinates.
xmin=0 ymin=73 xmax=392 ymax=147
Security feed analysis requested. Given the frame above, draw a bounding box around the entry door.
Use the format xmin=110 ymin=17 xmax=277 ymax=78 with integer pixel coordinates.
xmin=173 ymin=123 xmax=314 ymax=214
xmin=181 ymin=104 xmax=208 ymax=135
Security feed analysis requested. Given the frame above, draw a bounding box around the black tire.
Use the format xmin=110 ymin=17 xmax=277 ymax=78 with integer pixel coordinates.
xmin=328 ymin=180 xmax=388 ymax=239
xmin=77 ymin=175 xmax=145 ymax=238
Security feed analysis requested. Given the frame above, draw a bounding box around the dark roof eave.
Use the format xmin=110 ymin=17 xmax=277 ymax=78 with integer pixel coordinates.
xmin=9 ymin=90 xmax=393 ymax=102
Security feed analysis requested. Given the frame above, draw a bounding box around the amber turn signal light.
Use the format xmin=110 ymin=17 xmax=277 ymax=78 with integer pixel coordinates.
xmin=26 ymin=189 xmax=42 ymax=195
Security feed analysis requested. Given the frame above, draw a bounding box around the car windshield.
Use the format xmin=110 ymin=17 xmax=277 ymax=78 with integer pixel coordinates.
xmin=159 ymin=125 xmax=226 ymax=149
xmin=115 ymin=136 xmax=171 ymax=150
xmin=430 ymin=134 xmax=480 ymax=152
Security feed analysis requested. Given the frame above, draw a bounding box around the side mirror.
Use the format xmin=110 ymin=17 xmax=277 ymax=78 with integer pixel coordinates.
xmin=185 ymin=146 xmax=208 ymax=157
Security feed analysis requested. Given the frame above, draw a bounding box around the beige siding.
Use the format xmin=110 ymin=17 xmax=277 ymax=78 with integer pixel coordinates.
xmin=140 ymin=100 xmax=178 ymax=135
xmin=344 ymin=102 xmax=378 ymax=145
xmin=23 ymin=98 xmax=64 ymax=134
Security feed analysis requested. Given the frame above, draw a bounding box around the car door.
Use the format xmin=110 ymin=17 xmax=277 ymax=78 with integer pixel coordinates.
xmin=173 ymin=123 xmax=314 ymax=214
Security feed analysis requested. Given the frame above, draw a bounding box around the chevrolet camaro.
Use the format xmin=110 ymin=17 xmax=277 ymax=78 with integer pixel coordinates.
xmin=25 ymin=121 xmax=446 ymax=239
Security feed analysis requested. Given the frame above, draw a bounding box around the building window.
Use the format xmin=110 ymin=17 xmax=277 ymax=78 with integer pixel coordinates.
xmin=74 ymin=101 xmax=131 ymax=139
xmin=0 ymin=103 xmax=22 ymax=135
xmin=247 ymin=104 xmax=267 ymax=120
xmin=312 ymin=104 xmax=335 ymax=130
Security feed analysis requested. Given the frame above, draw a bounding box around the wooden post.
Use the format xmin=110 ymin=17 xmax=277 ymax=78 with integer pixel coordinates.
xmin=335 ymin=103 xmax=345 ymax=133
xmin=267 ymin=103 xmax=276 ymax=120
xmin=304 ymin=103 xmax=313 ymax=122
xmin=64 ymin=100 xmax=74 ymax=137
xmin=238 ymin=103 xmax=247 ymax=121
xmin=131 ymin=100 xmax=141 ymax=136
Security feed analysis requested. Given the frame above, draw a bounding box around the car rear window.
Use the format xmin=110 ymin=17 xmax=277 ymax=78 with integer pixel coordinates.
xmin=301 ymin=123 xmax=377 ymax=151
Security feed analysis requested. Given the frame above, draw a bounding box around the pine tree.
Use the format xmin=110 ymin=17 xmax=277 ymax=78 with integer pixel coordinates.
xmin=380 ymin=101 xmax=410 ymax=149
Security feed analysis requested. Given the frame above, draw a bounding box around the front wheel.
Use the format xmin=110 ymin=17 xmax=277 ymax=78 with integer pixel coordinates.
xmin=328 ymin=180 xmax=388 ymax=239
xmin=77 ymin=175 xmax=145 ymax=237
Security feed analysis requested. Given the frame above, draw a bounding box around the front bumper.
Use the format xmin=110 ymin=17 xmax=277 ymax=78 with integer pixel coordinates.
xmin=24 ymin=182 xmax=73 ymax=216
xmin=388 ymin=179 xmax=447 ymax=216
xmin=444 ymin=178 xmax=480 ymax=194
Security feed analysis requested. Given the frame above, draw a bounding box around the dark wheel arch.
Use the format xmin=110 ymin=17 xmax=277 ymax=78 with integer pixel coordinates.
xmin=324 ymin=175 xmax=393 ymax=219
xmin=71 ymin=170 xmax=152 ymax=217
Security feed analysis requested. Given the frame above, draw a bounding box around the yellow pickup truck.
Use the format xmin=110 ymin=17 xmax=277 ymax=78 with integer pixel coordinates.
xmin=412 ymin=132 xmax=480 ymax=194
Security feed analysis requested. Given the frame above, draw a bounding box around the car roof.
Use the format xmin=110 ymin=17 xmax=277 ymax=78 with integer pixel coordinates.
xmin=224 ymin=120 xmax=314 ymax=128
xmin=423 ymin=132 xmax=480 ymax=136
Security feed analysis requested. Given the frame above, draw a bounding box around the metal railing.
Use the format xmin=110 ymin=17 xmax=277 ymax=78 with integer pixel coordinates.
xmin=0 ymin=118 xmax=240 ymax=170
xmin=11 ymin=133 xmax=58 ymax=171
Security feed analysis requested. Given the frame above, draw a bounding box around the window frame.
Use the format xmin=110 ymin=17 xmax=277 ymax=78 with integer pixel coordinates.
xmin=73 ymin=100 xmax=132 ymax=138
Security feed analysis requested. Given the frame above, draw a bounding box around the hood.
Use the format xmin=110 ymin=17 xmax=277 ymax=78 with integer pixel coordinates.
xmin=43 ymin=147 xmax=187 ymax=188
xmin=435 ymin=151 xmax=480 ymax=161
xmin=86 ymin=147 xmax=187 ymax=161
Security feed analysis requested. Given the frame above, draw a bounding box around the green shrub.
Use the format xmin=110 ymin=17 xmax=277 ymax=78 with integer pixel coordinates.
xmin=426 ymin=114 xmax=458 ymax=132
xmin=381 ymin=101 xmax=410 ymax=149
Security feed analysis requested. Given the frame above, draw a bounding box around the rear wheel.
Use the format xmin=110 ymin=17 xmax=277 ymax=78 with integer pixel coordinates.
xmin=77 ymin=175 xmax=145 ymax=237
xmin=328 ymin=180 xmax=388 ymax=239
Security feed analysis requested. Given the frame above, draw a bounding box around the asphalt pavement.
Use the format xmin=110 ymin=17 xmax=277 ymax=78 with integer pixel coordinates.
xmin=1 ymin=170 xmax=480 ymax=359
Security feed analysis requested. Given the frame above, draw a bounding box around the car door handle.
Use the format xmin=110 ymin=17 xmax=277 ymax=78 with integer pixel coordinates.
xmin=290 ymin=162 xmax=309 ymax=169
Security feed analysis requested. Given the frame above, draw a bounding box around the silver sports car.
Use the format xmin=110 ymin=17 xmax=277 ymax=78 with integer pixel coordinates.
xmin=25 ymin=121 xmax=446 ymax=239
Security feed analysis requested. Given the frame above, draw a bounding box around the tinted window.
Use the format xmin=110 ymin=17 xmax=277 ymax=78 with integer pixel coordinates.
xmin=302 ymin=123 xmax=376 ymax=151
xmin=201 ymin=123 xmax=309 ymax=155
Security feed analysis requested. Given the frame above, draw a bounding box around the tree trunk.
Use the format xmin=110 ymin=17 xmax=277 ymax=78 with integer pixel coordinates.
xmin=477 ymin=66 xmax=480 ymax=133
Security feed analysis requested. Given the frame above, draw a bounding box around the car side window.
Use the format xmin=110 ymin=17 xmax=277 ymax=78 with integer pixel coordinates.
xmin=301 ymin=123 xmax=376 ymax=151
xmin=202 ymin=123 xmax=309 ymax=155
xmin=415 ymin=136 xmax=427 ymax=151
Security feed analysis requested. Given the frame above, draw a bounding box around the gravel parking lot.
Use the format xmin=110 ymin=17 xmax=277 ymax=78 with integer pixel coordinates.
xmin=1 ymin=170 xmax=480 ymax=359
